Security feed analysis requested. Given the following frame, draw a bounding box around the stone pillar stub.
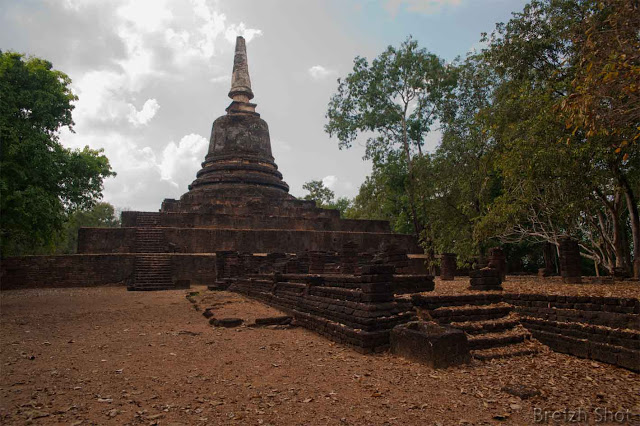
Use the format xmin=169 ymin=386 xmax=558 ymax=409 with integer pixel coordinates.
xmin=559 ymin=237 xmax=582 ymax=284
xmin=488 ymin=247 xmax=507 ymax=281
xmin=440 ymin=253 xmax=457 ymax=281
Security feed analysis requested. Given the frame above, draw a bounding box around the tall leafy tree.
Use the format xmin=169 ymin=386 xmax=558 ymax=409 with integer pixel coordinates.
xmin=560 ymin=0 xmax=640 ymax=276
xmin=477 ymin=0 xmax=638 ymax=276
xmin=419 ymin=54 xmax=501 ymax=261
xmin=325 ymin=36 xmax=454 ymax=236
xmin=0 ymin=52 xmax=115 ymax=256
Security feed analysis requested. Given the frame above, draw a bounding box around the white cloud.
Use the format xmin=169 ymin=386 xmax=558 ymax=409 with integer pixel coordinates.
xmin=211 ymin=74 xmax=231 ymax=84
xmin=224 ymin=22 xmax=263 ymax=44
xmin=117 ymin=0 xmax=173 ymax=32
xmin=159 ymin=134 xmax=209 ymax=187
xmin=308 ymin=65 xmax=335 ymax=80
xmin=322 ymin=175 xmax=338 ymax=189
xmin=385 ymin=0 xmax=462 ymax=15
xmin=128 ymin=98 xmax=160 ymax=126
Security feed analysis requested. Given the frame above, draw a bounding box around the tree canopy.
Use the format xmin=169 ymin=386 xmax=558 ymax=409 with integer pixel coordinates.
xmin=0 ymin=51 xmax=115 ymax=256
xmin=326 ymin=0 xmax=639 ymax=277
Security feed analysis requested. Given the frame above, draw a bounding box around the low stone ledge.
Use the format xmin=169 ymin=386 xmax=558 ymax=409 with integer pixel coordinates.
xmin=390 ymin=321 xmax=470 ymax=368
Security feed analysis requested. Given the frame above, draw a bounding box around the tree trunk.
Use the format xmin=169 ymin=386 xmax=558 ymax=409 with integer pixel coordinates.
xmin=401 ymin=114 xmax=421 ymax=238
xmin=543 ymin=242 xmax=556 ymax=274
xmin=619 ymin=172 xmax=640 ymax=279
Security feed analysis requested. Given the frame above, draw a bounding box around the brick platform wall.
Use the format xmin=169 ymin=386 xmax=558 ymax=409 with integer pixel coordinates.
xmin=171 ymin=254 xmax=217 ymax=286
xmin=411 ymin=294 xmax=639 ymax=371
xmin=122 ymin=211 xmax=390 ymax=233
xmin=78 ymin=228 xmax=136 ymax=253
xmin=1 ymin=254 xmax=217 ymax=290
xmin=506 ymin=294 xmax=639 ymax=371
xmin=77 ymin=228 xmax=421 ymax=255
xmin=229 ymin=271 xmax=416 ymax=352
xmin=0 ymin=255 xmax=135 ymax=290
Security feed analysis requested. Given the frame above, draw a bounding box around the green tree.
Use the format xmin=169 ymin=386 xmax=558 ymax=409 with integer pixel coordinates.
xmin=302 ymin=180 xmax=354 ymax=218
xmin=560 ymin=0 xmax=640 ymax=276
xmin=0 ymin=51 xmax=115 ymax=256
xmin=325 ymin=36 xmax=454 ymax=236
xmin=417 ymin=54 xmax=501 ymax=261
xmin=477 ymin=0 xmax=638 ymax=276
xmin=303 ymin=180 xmax=335 ymax=206
xmin=56 ymin=202 xmax=120 ymax=254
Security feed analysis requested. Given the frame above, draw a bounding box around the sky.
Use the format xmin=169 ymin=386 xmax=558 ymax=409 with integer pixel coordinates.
xmin=1 ymin=0 xmax=529 ymax=211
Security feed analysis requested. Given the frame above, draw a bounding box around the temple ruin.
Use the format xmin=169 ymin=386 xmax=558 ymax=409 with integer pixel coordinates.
xmin=1 ymin=37 xmax=637 ymax=372
xmin=75 ymin=36 xmax=423 ymax=291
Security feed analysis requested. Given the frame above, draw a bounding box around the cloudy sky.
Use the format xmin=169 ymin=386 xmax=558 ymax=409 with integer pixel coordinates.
xmin=2 ymin=0 xmax=528 ymax=211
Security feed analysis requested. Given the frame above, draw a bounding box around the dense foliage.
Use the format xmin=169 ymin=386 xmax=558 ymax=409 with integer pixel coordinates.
xmin=302 ymin=180 xmax=352 ymax=217
xmin=55 ymin=202 xmax=120 ymax=254
xmin=0 ymin=52 xmax=115 ymax=256
xmin=326 ymin=0 xmax=639 ymax=277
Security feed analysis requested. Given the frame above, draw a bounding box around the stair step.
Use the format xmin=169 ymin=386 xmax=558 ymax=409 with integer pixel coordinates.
xmin=471 ymin=341 xmax=541 ymax=361
xmin=450 ymin=316 xmax=520 ymax=335
xmin=128 ymin=286 xmax=176 ymax=291
xmin=468 ymin=329 xmax=530 ymax=350
xmin=431 ymin=303 xmax=512 ymax=323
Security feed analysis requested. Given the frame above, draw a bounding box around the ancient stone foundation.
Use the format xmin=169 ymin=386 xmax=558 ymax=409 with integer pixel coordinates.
xmin=469 ymin=267 xmax=503 ymax=291
xmin=559 ymin=237 xmax=582 ymax=283
xmin=390 ymin=321 xmax=470 ymax=368
xmin=412 ymin=293 xmax=639 ymax=371
xmin=213 ymin=250 xmax=434 ymax=352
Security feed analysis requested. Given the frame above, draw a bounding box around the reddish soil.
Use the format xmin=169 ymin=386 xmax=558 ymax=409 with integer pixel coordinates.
xmin=431 ymin=276 xmax=640 ymax=298
xmin=1 ymin=284 xmax=638 ymax=425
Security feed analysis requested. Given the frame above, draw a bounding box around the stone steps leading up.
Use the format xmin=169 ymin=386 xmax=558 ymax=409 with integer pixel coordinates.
xmin=134 ymin=228 xmax=168 ymax=254
xmin=450 ymin=315 xmax=520 ymax=335
xmin=467 ymin=327 xmax=530 ymax=350
xmin=471 ymin=341 xmax=541 ymax=361
xmin=128 ymin=254 xmax=175 ymax=291
xmin=135 ymin=212 xmax=161 ymax=227
xmin=431 ymin=303 xmax=513 ymax=324
xmin=429 ymin=300 xmax=540 ymax=361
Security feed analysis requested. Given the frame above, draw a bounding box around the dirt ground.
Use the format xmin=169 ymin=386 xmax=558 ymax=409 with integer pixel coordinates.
xmin=1 ymin=282 xmax=638 ymax=425
xmin=431 ymin=276 xmax=640 ymax=298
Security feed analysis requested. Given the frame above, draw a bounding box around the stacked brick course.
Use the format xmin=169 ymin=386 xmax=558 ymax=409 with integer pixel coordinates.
xmin=507 ymin=294 xmax=639 ymax=371
xmin=488 ymin=247 xmax=506 ymax=281
xmin=559 ymin=237 xmax=582 ymax=283
xmin=469 ymin=267 xmax=503 ymax=291
xmin=411 ymin=293 xmax=639 ymax=371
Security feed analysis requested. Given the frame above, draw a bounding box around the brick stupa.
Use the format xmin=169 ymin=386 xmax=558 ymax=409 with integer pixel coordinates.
xmin=77 ymin=37 xmax=420 ymax=290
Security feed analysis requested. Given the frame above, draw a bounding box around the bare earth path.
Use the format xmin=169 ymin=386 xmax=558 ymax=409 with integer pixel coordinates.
xmin=1 ymin=286 xmax=638 ymax=425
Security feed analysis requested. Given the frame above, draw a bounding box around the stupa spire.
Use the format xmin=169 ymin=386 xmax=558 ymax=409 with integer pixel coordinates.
xmin=227 ymin=36 xmax=255 ymax=107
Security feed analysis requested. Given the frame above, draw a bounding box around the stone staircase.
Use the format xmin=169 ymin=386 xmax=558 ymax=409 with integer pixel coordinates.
xmin=135 ymin=212 xmax=161 ymax=227
xmin=130 ymin=213 xmax=175 ymax=290
xmin=135 ymin=228 xmax=167 ymax=253
xmin=128 ymin=254 xmax=174 ymax=291
xmin=430 ymin=302 xmax=541 ymax=360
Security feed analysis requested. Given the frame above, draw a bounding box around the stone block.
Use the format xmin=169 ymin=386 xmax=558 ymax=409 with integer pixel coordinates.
xmin=390 ymin=321 xmax=470 ymax=369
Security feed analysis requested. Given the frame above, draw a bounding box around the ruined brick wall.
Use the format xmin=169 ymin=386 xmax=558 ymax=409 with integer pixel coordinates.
xmin=78 ymin=228 xmax=136 ymax=253
xmin=171 ymin=254 xmax=217 ymax=286
xmin=412 ymin=294 xmax=639 ymax=371
xmin=0 ymin=255 xmax=135 ymax=290
xmin=1 ymin=254 xmax=217 ymax=290
xmin=229 ymin=269 xmax=416 ymax=352
xmin=163 ymin=228 xmax=421 ymax=254
xmin=123 ymin=211 xmax=391 ymax=233
xmin=506 ymin=294 xmax=639 ymax=371
xmin=77 ymin=227 xmax=421 ymax=255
